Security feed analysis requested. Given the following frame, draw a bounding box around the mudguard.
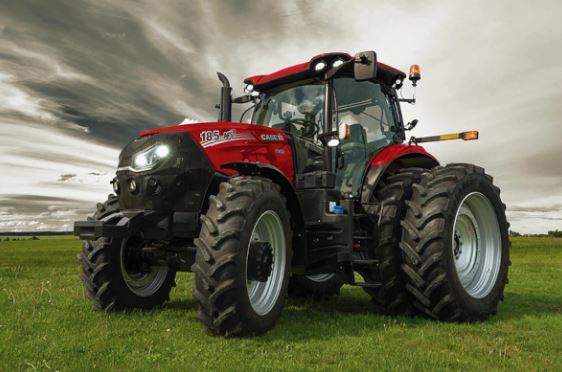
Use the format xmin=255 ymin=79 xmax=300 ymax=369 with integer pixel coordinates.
xmin=360 ymin=144 xmax=439 ymax=205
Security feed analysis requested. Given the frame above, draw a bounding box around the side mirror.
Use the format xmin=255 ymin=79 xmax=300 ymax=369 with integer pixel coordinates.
xmin=354 ymin=51 xmax=377 ymax=81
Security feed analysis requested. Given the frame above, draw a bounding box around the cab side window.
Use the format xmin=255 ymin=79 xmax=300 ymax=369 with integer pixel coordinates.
xmin=334 ymin=78 xmax=397 ymax=153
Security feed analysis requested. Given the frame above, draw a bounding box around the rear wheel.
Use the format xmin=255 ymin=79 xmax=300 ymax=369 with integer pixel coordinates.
xmin=400 ymin=164 xmax=510 ymax=321
xmin=359 ymin=168 xmax=425 ymax=314
xmin=192 ymin=176 xmax=292 ymax=336
xmin=79 ymin=195 xmax=176 ymax=311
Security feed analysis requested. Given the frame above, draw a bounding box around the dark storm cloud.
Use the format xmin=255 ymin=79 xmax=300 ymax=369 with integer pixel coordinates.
xmin=0 ymin=0 xmax=217 ymax=147
xmin=510 ymin=204 xmax=562 ymax=213
xmin=508 ymin=214 xmax=562 ymax=222
xmin=0 ymin=194 xmax=85 ymax=209
xmin=0 ymin=194 xmax=91 ymax=219
xmin=0 ymin=194 xmax=93 ymax=231
xmin=58 ymin=174 xmax=77 ymax=182
xmin=12 ymin=148 xmax=114 ymax=170
xmin=0 ymin=0 xmax=317 ymax=147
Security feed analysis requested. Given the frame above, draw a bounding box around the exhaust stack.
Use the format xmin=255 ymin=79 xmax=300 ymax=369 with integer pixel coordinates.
xmin=217 ymin=72 xmax=232 ymax=122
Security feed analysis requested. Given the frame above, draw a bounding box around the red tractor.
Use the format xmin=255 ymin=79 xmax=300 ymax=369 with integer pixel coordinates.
xmin=75 ymin=51 xmax=510 ymax=337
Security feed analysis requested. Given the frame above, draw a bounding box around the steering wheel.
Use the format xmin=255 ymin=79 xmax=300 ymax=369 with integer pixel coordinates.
xmin=290 ymin=118 xmax=320 ymax=138
xmin=272 ymin=118 xmax=320 ymax=138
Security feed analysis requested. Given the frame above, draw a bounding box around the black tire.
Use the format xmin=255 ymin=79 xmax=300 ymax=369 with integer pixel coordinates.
xmin=360 ymin=168 xmax=425 ymax=315
xmin=79 ymin=195 xmax=176 ymax=311
xmin=192 ymin=176 xmax=292 ymax=337
xmin=400 ymin=164 xmax=510 ymax=321
xmin=288 ymin=273 xmax=344 ymax=300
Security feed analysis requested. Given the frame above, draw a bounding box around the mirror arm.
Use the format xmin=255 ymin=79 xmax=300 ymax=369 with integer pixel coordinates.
xmin=232 ymin=94 xmax=252 ymax=104
xmin=317 ymin=130 xmax=338 ymax=140
xmin=398 ymin=98 xmax=416 ymax=104
xmin=405 ymin=119 xmax=418 ymax=131
xmin=317 ymin=131 xmax=338 ymax=146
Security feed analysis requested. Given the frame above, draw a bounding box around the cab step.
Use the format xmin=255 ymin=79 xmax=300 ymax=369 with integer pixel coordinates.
xmin=349 ymin=259 xmax=382 ymax=288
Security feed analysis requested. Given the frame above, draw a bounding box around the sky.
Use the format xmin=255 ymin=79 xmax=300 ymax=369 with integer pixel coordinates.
xmin=0 ymin=0 xmax=561 ymax=233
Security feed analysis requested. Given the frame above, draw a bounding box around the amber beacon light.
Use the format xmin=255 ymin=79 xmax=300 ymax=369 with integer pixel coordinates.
xmin=409 ymin=64 xmax=421 ymax=86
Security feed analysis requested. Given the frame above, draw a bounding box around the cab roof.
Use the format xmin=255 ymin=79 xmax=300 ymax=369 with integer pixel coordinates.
xmin=244 ymin=52 xmax=406 ymax=90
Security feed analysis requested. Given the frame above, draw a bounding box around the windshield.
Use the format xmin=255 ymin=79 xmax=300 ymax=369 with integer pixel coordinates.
xmin=252 ymin=82 xmax=324 ymax=141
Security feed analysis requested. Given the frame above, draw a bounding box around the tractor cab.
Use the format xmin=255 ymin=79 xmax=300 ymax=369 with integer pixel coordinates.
xmin=246 ymin=52 xmax=407 ymax=198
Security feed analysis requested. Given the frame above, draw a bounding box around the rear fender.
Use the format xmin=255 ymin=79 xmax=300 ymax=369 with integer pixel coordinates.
xmin=360 ymin=145 xmax=439 ymax=205
xmin=222 ymin=162 xmax=307 ymax=275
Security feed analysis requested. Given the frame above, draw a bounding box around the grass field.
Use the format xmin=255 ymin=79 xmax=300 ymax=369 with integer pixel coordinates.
xmin=0 ymin=236 xmax=561 ymax=371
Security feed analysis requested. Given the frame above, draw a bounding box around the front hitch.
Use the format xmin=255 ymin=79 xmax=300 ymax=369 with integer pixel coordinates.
xmin=74 ymin=219 xmax=129 ymax=240
xmin=73 ymin=211 xmax=168 ymax=241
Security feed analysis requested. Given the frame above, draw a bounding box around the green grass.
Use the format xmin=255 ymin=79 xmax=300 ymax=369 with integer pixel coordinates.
xmin=0 ymin=237 xmax=561 ymax=371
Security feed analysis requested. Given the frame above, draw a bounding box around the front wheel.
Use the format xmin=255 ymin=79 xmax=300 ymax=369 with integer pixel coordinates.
xmin=80 ymin=236 xmax=175 ymax=311
xmin=400 ymin=164 xmax=510 ymax=321
xmin=192 ymin=176 xmax=292 ymax=337
xmin=79 ymin=196 xmax=175 ymax=311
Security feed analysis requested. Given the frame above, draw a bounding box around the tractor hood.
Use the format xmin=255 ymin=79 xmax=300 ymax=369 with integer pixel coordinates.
xmin=140 ymin=121 xmax=285 ymax=144
xmin=138 ymin=122 xmax=295 ymax=181
xmin=113 ymin=121 xmax=294 ymax=238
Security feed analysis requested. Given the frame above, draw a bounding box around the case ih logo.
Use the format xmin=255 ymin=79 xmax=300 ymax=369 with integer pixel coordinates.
xmin=260 ymin=134 xmax=284 ymax=142
xmin=199 ymin=129 xmax=255 ymax=148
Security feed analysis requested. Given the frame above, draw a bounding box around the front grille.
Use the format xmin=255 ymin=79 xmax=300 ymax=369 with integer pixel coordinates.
xmin=115 ymin=131 xmax=215 ymax=213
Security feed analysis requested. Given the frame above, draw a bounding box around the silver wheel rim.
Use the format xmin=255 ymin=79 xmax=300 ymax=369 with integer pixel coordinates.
xmin=120 ymin=240 xmax=169 ymax=297
xmin=452 ymin=192 xmax=501 ymax=299
xmin=246 ymin=211 xmax=286 ymax=316
xmin=306 ymin=273 xmax=336 ymax=282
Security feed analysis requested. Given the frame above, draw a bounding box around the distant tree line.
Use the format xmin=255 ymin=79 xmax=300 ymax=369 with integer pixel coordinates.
xmin=0 ymin=231 xmax=72 ymax=236
xmin=1 ymin=236 xmax=40 ymax=241
xmin=509 ymin=230 xmax=562 ymax=238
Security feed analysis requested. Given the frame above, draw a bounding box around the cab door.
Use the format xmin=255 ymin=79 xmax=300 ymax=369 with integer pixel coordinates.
xmin=333 ymin=78 xmax=399 ymax=197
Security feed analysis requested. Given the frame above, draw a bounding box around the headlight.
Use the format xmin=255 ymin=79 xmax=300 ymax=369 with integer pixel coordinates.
xmin=132 ymin=144 xmax=170 ymax=171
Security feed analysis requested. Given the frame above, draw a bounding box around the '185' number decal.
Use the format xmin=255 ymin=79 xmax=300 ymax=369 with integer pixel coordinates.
xmin=200 ymin=130 xmax=220 ymax=143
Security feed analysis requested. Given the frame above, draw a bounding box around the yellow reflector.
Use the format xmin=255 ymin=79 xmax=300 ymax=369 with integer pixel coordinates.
xmin=439 ymin=133 xmax=460 ymax=141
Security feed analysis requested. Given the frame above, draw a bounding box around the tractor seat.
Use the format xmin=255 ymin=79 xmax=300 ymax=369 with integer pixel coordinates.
xmin=337 ymin=123 xmax=368 ymax=196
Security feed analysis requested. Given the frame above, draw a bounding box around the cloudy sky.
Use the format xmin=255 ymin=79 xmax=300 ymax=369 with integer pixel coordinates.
xmin=0 ymin=0 xmax=561 ymax=233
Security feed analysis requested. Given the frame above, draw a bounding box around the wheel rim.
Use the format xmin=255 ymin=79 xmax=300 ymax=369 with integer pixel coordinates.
xmin=246 ymin=211 xmax=286 ymax=316
xmin=452 ymin=192 xmax=501 ymax=299
xmin=120 ymin=239 xmax=169 ymax=297
xmin=305 ymin=273 xmax=336 ymax=282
